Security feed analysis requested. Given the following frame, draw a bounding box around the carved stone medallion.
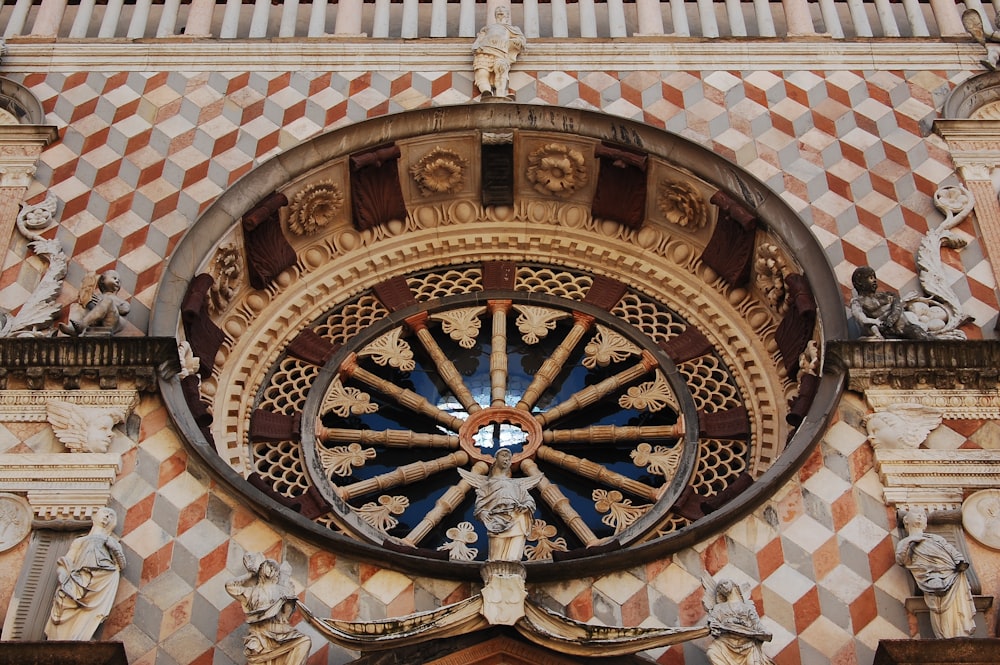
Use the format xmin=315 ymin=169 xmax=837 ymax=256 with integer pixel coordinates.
xmin=963 ymin=489 xmax=1000 ymax=550
xmin=0 ymin=493 xmax=32 ymax=552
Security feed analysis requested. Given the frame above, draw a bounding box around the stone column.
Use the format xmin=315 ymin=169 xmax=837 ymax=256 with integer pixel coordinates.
xmin=184 ymin=0 xmax=216 ymax=37
xmin=0 ymin=127 xmax=60 ymax=262
xmin=30 ymin=0 xmax=68 ymax=36
xmin=782 ymin=0 xmax=815 ymax=35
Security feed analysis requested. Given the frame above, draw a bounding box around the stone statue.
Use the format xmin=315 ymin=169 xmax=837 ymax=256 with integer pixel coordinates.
xmin=895 ymin=507 xmax=977 ymax=638
xmin=472 ymin=5 xmax=526 ymax=98
xmin=226 ymin=552 xmax=311 ymax=665
xmin=59 ymin=270 xmax=131 ymax=337
xmin=45 ymin=507 xmax=126 ymax=641
xmin=46 ymin=400 xmax=126 ymax=453
xmin=863 ymin=404 xmax=943 ymax=450
xmin=458 ymin=448 xmax=541 ymax=561
xmin=702 ymin=576 xmax=775 ymax=665
xmin=849 ymin=267 xmax=930 ymax=340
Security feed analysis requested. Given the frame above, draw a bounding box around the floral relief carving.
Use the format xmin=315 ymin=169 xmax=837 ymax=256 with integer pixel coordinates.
xmin=436 ymin=521 xmax=479 ymax=561
xmin=593 ymin=489 xmax=651 ymax=534
xmin=583 ymin=324 xmax=642 ymax=368
xmin=287 ymin=180 xmax=344 ymax=236
xmin=209 ymin=243 xmax=242 ymax=315
xmin=619 ymin=369 xmax=678 ymax=412
xmin=321 ymin=377 xmax=379 ymax=418
xmin=319 ymin=442 xmax=377 ymax=477
xmin=410 ymin=148 xmax=468 ymax=197
xmin=526 ymin=143 xmax=588 ymax=197
xmin=753 ymin=243 xmax=789 ymax=314
xmin=359 ymin=328 xmax=415 ymax=371
xmin=355 ymin=495 xmax=409 ymax=531
xmin=631 ymin=442 xmax=683 ymax=480
xmin=524 ymin=519 xmax=568 ymax=561
xmin=512 ymin=305 xmax=569 ymax=344
xmin=657 ymin=180 xmax=707 ymax=229
xmin=429 ymin=306 xmax=486 ymax=349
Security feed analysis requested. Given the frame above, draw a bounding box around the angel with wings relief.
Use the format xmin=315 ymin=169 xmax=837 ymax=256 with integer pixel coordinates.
xmin=46 ymin=401 xmax=126 ymax=453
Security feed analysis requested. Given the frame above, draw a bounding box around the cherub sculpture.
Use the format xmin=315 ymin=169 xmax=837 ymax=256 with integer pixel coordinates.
xmin=45 ymin=507 xmax=126 ymax=641
xmin=702 ymin=576 xmax=775 ymax=665
xmin=472 ymin=5 xmax=526 ymax=98
xmin=863 ymin=404 xmax=943 ymax=450
xmin=895 ymin=507 xmax=977 ymax=638
xmin=850 ymin=267 xmax=930 ymax=340
xmin=226 ymin=552 xmax=311 ymax=665
xmin=458 ymin=448 xmax=541 ymax=561
xmin=46 ymin=400 xmax=126 ymax=453
xmin=59 ymin=269 xmax=131 ymax=336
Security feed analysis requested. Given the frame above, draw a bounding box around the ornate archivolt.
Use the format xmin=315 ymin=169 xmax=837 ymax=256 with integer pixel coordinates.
xmin=156 ymin=106 xmax=844 ymax=573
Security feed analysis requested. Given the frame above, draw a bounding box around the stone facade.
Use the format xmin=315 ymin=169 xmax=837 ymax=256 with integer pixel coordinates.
xmin=0 ymin=21 xmax=999 ymax=665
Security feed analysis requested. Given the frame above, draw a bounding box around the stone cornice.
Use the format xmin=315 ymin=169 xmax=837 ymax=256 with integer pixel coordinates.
xmin=0 ymin=125 xmax=59 ymax=146
xmin=0 ymin=389 xmax=139 ymax=422
xmin=0 ymin=452 xmax=122 ymax=520
xmin=827 ymin=340 xmax=1000 ymax=392
xmin=875 ymin=449 xmax=1000 ymax=491
xmin=0 ymin=39 xmax=983 ymax=73
xmin=0 ymin=337 xmax=180 ymax=391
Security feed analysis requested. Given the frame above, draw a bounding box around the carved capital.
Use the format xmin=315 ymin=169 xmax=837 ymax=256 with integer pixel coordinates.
xmin=958 ymin=162 xmax=994 ymax=181
xmin=0 ymin=164 xmax=36 ymax=188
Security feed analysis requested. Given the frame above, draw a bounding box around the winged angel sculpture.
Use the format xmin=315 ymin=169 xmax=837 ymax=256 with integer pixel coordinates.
xmin=46 ymin=400 xmax=126 ymax=453
xmin=0 ymin=194 xmax=67 ymax=338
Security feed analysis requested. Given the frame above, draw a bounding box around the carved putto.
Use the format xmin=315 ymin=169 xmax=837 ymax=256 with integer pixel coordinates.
xmin=58 ymin=270 xmax=131 ymax=337
xmin=287 ymin=180 xmax=344 ymax=236
xmin=849 ymin=185 xmax=973 ymax=340
xmin=657 ymin=180 xmax=708 ymax=229
xmin=410 ymin=148 xmax=468 ymax=197
xmin=526 ymin=143 xmax=588 ymax=197
xmin=864 ymin=403 xmax=943 ymax=450
xmin=46 ymin=400 xmax=126 ymax=453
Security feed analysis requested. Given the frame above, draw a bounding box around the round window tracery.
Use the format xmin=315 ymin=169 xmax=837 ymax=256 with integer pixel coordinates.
xmin=155 ymin=104 xmax=846 ymax=578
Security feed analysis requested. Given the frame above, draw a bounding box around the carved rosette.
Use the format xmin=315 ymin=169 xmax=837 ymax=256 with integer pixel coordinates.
xmin=656 ymin=180 xmax=707 ymax=229
xmin=526 ymin=143 xmax=588 ymax=197
xmin=287 ymin=180 xmax=344 ymax=236
xmin=410 ymin=148 xmax=467 ymax=197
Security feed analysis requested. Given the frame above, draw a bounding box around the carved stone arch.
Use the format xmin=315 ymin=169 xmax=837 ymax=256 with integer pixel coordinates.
xmin=0 ymin=77 xmax=46 ymax=125
xmin=153 ymin=104 xmax=847 ymax=579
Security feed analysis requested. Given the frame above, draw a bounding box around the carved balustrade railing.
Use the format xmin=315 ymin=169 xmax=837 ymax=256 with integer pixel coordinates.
xmin=0 ymin=0 xmax=984 ymax=41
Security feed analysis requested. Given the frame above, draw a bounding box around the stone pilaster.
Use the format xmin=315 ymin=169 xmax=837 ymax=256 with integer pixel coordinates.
xmin=0 ymin=126 xmax=59 ymax=262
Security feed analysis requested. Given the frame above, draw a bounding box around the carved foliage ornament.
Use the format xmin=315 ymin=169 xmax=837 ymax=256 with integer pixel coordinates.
xmin=359 ymin=328 xmax=415 ymax=371
xmin=619 ymin=369 xmax=678 ymax=412
xmin=319 ymin=442 xmax=377 ymax=477
xmin=583 ymin=324 xmax=642 ymax=369
xmin=657 ymin=180 xmax=708 ymax=229
xmin=429 ymin=306 xmax=486 ymax=349
xmin=410 ymin=147 xmax=468 ymax=197
xmin=287 ymin=180 xmax=344 ymax=236
xmin=355 ymin=495 xmax=409 ymax=531
xmin=209 ymin=243 xmax=242 ymax=315
xmin=526 ymin=143 xmax=588 ymax=197
xmin=753 ymin=243 xmax=790 ymax=314
xmin=593 ymin=489 xmax=651 ymax=535
xmin=512 ymin=305 xmax=567 ymax=344
xmin=321 ymin=377 xmax=379 ymax=418
xmin=524 ymin=519 xmax=568 ymax=561
xmin=437 ymin=521 xmax=479 ymax=561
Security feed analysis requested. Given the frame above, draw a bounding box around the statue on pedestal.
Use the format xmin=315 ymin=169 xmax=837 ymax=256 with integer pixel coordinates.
xmin=472 ymin=5 xmax=526 ymax=99
xmin=895 ymin=507 xmax=977 ymax=638
xmin=226 ymin=552 xmax=311 ymax=665
xmin=849 ymin=267 xmax=930 ymax=340
xmin=45 ymin=507 xmax=125 ymax=641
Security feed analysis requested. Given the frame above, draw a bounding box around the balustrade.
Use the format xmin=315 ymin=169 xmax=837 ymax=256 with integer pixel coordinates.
xmin=0 ymin=0 xmax=988 ymax=42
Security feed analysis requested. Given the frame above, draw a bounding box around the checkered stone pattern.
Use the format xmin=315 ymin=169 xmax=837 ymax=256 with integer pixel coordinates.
xmin=0 ymin=67 xmax=996 ymax=334
xmin=0 ymin=66 xmax=997 ymax=664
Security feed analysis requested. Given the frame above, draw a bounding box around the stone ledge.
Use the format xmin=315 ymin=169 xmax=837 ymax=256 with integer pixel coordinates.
xmin=0 ymin=337 xmax=179 ymax=391
xmin=828 ymin=340 xmax=1000 ymax=392
xmin=874 ymin=638 xmax=1000 ymax=664
xmin=0 ymin=642 xmax=127 ymax=665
